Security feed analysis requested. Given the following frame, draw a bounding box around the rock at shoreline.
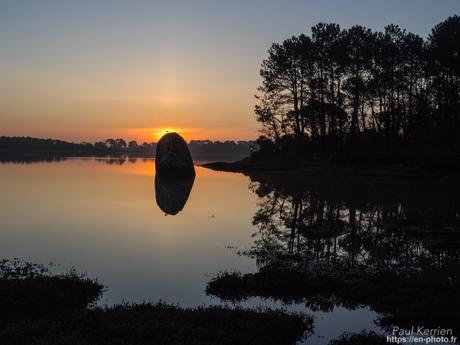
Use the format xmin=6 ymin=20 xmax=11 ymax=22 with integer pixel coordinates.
xmin=155 ymin=132 xmax=195 ymax=175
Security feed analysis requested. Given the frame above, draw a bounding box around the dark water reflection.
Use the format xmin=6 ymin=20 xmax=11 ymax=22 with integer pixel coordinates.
xmin=2 ymin=157 xmax=459 ymax=344
xmin=155 ymin=173 xmax=195 ymax=215
xmin=248 ymin=173 xmax=460 ymax=272
xmin=207 ymin=172 xmax=460 ymax=342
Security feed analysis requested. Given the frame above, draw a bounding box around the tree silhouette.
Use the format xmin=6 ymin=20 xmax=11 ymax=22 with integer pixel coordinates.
xmin=255 ymin=16 xmax=460 ymax=167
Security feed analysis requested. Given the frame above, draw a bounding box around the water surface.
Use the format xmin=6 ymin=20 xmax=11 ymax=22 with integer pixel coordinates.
xmin=1 ymin=157 xmax=417 ymax=344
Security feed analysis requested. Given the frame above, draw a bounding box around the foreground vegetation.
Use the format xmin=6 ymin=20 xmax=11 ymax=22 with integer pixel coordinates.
xmin=0 ymin=258 xmax=397 ymax=344
xmin=0 ymin=259 xmax=311 ymax=345
xmin=207 ymin=267 xmax=460 ymax=336
xmin=328 ymin=332 xmax=387 ymax=345
xmin=5 ymin=303 xmax=312 ymax=345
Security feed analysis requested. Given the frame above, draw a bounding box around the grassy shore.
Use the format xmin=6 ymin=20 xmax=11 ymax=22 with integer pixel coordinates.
xmin=206 ymin=266 xmax=460 ymax=336
xmin=0 ymin=259 xmax=311 ymax=345
xmin=5 ymin=303 xmax=312 ymax=345
xmin=328 ymin=331 xmax=387 ymax=345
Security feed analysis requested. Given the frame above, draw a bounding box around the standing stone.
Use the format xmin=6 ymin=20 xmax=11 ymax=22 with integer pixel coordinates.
xmin=155 ymin=132 xmax=195 ymax=175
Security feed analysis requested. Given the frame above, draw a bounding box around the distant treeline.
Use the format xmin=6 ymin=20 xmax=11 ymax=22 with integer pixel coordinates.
xmin=0 ymin=136 xmax=151 ymax=154
xmin=0 ymin=136 xmax=254 ymax=159
xmin=188 ymin=140 xmax=255 ymax=160
xmin=255 ymin=15 xmax=460 ymax=168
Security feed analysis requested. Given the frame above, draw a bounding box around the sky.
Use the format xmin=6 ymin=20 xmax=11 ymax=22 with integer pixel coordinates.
xmin=0 ymin=0 xmax=458 ymax=143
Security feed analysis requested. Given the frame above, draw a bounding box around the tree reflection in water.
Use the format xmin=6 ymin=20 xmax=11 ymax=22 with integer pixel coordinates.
xmin=247 ymin=174 xmax=460 ymax=274
xmin=207 ymin=173 xmax=460 ymax=341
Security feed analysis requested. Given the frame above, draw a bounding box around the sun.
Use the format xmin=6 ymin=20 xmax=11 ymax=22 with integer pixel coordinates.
xmin=152 ymin=128 xmax=183 ymax=141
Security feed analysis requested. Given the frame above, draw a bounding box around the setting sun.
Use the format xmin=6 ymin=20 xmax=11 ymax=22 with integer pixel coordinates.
xmin=151 ymin=127 xmax=188 ymax=142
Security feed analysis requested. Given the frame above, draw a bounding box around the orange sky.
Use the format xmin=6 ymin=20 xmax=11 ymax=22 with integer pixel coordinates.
xmin=1 ymin=1 xmax=455 ymax=143
xmin=0 ymin=2 xmax=261 ymax=143
xmin=0 ymin=64 xmax=260 ymax=143
xmin=0 ymin=125 xmax=259 ymax=144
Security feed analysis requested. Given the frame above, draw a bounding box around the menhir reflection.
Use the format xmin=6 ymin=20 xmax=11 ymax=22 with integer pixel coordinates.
xmin=155 ymin=172 xmax=195 ymax=215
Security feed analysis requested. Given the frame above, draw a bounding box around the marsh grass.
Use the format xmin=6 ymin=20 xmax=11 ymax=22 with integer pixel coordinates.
xmin=0 ymin=259 xmax=312 ymax=345
xmin=206 ymin=266 xmax=460 ymax=338
xmin=0 ymin=259 xmax=103 ymax=319
xmin=327 ymin=331 xmax=387 ymax=345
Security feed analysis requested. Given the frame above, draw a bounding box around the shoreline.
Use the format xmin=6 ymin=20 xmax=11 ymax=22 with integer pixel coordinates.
xmin=201 ymin=157 xmax=460 ymax=182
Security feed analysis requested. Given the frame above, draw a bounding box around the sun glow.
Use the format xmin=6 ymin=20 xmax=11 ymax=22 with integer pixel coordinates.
xmin=151 ymin=127 xmax=186 ymax=141
xmin=119 ymin=126 xmax=256 ymax=144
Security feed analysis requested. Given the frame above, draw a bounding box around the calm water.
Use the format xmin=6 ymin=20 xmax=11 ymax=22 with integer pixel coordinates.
xmin=4 ymin=157 xmax=444 ymax=344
